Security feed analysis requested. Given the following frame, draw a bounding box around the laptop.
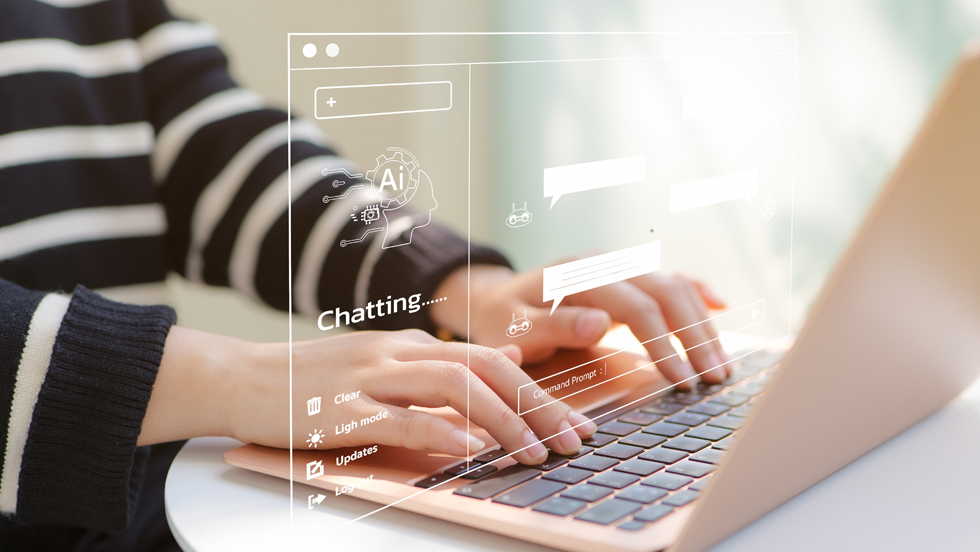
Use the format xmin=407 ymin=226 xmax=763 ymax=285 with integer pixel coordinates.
xmin=224 ymin=42 xmax=980 ymax=551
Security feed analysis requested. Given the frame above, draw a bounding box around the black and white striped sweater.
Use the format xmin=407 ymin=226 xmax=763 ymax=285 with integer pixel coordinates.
xmin=0 ymin=0 xmax=506 ymax=533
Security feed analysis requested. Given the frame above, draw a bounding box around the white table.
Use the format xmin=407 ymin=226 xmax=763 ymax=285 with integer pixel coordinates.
xmin=166 ymin=380 xmax=980 ymax=552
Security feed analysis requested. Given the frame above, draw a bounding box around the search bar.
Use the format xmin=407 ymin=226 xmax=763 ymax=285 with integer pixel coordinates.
xmin=314 ymin=81 xmax=452 ymax=120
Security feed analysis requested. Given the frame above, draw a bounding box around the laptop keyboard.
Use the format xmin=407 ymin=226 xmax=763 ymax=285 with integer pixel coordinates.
xmin=415 ymin=350 xmax=782 ymax=530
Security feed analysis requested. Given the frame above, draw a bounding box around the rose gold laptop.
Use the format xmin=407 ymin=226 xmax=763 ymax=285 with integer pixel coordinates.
xmin=224 ymin=43 xmax=980 ymax=551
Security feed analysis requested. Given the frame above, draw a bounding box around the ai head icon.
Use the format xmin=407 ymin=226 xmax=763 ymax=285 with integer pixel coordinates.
xmin=506 ymin=310 xmax=532 ymax=338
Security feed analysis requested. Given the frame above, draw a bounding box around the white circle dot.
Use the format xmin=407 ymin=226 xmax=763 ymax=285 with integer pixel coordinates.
xmin=302 ymin=43 xmax=317 ymax=58
xmin=325 ymin=43 xmax=340 ymax=57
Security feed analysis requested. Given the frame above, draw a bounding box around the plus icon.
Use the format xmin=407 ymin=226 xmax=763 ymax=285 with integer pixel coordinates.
xmin=326 ymin=97 xmax=337 ymax=107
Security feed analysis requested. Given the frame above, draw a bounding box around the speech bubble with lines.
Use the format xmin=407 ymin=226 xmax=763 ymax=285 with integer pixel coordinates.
xmin=543 ymin=155 xmax=646 ymax=209
xmin=543 ymin=242 xmax=660 ymax=315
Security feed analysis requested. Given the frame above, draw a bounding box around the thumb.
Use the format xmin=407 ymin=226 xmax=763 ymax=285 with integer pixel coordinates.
xmin=527 ymin=306 xmax=611 ymax=350
xmin=496 ymin=343 xmax=523 ymax=367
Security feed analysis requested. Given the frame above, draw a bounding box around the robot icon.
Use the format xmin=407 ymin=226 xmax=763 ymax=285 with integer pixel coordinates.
xmin=505 ymin=202 xmax=533 ymax=228
xmin=506 ymin=311 xmax=532 ymax=338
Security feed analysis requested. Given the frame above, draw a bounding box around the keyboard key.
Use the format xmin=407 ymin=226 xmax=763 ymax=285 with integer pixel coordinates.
xmin=473 ymin=448 xmax=508 ymax=463
xmin=642 ymin=472 xmax=693 ymax=491
xmin=597 ymin=421 xmax=640 ymax=437
xmin=696 ymin=383 xmax=726 ymax=395
xmin=691 ymin=449 xmax=726 ymax=465
xmin=575 ymin=499 xmax=643 ymax=525
xmin=638 ymin=447 xmax=687 ymax=464
xmin=708 ymin=416 xmax=745 ymax=430
xmin=710 ymin=393 xmax=750 ymax=407
xmin=668 ymin=392 xmax=704 ymax=405
xmin=528 ymin=453 xmax=569 ymax=471
xmin=685 ymin=426 xmax=732 ymax=442
xmin=562 ymin=483 xmax=614 ymax=502
xmin=663 ymin=489 xmax=701 ymax=507
xmin=589 ymin=471 xmax=640 ymax=489
xmin=581 ymin=433 xmax=617 ymax=448
xmin=461 ymin=465 xmax=498 ymax=479
xmin=731 ymin=383 xmax=766 ymax=397
xmin=729 ymin=405 xmax=753 ymax=417
xmin=688 ymin=402 xmax=730 ymax=416
xmin=533 ymin=497 xmax=587 ymax=516
xmin=662 ymin=437 xmax=711 ymax=453
xmin=643 ymin=422 xmax=688 ymax=437
xmin=667 ymin=461 xmax=716 ymax=478
xmin=689 ymin=476 xmax=713 ymax=491
xmin=641 ymin=401 xmax=685 ymax=415
xmin=415 ymin=473 xmax=456 ymax=488
xmin=557 ymin=445 xmax=595 ymax=459
xmin=614 ymin=459 xmax=665 ymax=477
xmin=569 ymin=455 xmax=619 ymax=472
xmin=618 ymin=411 xmax=663 ymax=426
xmin=492 ymin=479 xmax=566 ymax=507
xmin=618 ymin=520 xmax=647 ymax=531
xmin=634 ymin=504 xmax=674 ymax=523
xmin=617 ymin=485 xmax=668 ymax=504
xmin=543 ymin=466 xmax=594 ymax=485
xmin=712 ymin=437 xmax=735 ymax=451
xmin=619 ymin=433 xmax=667 ymax=449
xmin=453 ymin=465 xmax=539 ymax=499
xmin=594 ymin=444 xmax=644 ymax=460
xmin=445 ymin=461 xmax=478 ymax=475
xmin=666 ymin=412 xmax=710 ymax=427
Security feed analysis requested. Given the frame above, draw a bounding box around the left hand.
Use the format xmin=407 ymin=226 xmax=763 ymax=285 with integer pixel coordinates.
xmin=431 ymin=264 xmax=731 ymax=389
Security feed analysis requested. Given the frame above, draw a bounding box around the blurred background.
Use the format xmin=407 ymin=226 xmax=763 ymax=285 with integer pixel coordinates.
xmin=164 ymin=0 xmax=980 ymax=343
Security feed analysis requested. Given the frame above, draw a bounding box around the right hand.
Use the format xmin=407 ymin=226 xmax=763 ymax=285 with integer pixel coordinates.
xmin=229 ymin=329 xmax=597 ymax=464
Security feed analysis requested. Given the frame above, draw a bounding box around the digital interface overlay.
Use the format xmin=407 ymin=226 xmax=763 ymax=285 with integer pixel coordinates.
xmin=287 ymin=31 xmax=797 ymax=537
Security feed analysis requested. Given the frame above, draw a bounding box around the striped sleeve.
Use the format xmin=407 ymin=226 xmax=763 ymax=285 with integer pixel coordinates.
xmin=133 ymin=1 xmax=509 ymax=332
xmin=0 ymin=279 xmax=176 ymax=531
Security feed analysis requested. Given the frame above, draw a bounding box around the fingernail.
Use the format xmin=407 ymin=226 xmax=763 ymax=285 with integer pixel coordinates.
xmin=556 ymin=420 xmax=581 ymax=453
xmin=520 ymin=430 xmax=548 ymax=463
xmin=567 ymin=410 xmax=597 ymax=436
xmin=575 ymin=311 xmax=607 ymax=338
xmin=451 ymin=428 xmax=485 ymax=454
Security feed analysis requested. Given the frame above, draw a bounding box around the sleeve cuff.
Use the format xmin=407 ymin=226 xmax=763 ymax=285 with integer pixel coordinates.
xmin=12 ymin=286 xmax=176 ymax=532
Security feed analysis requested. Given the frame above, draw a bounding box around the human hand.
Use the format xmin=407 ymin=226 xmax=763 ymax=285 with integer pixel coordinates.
xmin=142 ymin=326 xmax=596 ymax=464
xmin=431 ymin=264 xmax=730 ymax=389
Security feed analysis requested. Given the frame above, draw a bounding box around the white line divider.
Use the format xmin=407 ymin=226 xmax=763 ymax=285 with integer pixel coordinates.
xmin=517 ymin=299 xmax=766 ymax=415
xmin=543 ymin=241 xmax=660 ymax=315
xmin=544 ymin=154 xmax=646 ymax=209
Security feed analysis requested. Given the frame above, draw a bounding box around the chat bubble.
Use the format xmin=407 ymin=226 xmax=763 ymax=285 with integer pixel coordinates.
xmin=669 ymin=169 xmax=757 ymax=214
xmin=543 ymin=155 xmax=646 ymax=209
xmin=543 ymin=242 xmax=660 ymax=315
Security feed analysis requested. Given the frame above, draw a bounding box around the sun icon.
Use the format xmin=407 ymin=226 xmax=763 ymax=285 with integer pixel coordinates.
xmin=307 ymin=429 xmax=325 ymax=448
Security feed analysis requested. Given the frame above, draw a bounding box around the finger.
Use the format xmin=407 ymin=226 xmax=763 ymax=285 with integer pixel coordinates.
xmin=566 ymin=282 xmax=699 ymax=390
xmin=452 ymin=344 xmax=593 ymax=455
xmin=631 ymin=277 xmax=726 ymax=383
xmin=404 ymin=343 xmax=589 ymax=456
xmin=368 ymin=359 xmax=552 ymax=464
xmin=496 ymin=344 xmax=523 ymax=366
xmin=679 ymin=281 xmax=732 ymax=375
xmin=686 ymin=276 xmax=727 ymax=310
xmin=343 ymin=398 xmax=487 ymax=457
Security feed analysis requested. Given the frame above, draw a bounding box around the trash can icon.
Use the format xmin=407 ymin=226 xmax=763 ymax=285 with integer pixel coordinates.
xmin=307 ymin=397 xmax=321 ymax=416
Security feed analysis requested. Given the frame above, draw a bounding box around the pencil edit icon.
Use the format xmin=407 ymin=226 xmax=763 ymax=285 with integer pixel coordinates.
xmin=306 ymin=460 xmax=324 ymax=480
